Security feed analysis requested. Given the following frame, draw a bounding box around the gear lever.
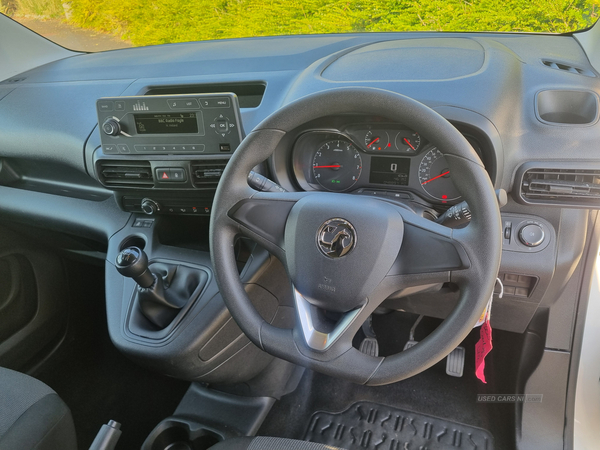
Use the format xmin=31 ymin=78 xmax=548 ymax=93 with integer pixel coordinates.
xmin=115 ymin=247 xmax=154 ymax=288
xmin=116 ymin=247 xmax=205 ymax=329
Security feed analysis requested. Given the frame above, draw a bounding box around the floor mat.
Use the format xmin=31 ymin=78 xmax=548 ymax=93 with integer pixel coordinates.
xmin=305 ymin=401 xmax=493 ymax=450
xmin=258 ymin=312 xmax=521 ymax=450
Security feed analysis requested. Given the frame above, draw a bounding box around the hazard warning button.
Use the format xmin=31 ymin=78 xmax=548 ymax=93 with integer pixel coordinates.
xmin=156 ymin=168 xmax=171 ymax=181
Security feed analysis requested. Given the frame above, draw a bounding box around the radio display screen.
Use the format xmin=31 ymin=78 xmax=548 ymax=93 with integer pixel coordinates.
xmin=134 ymin=113 xmax=198 ymax=134
xmin=369 ymin=156 xmax=410 ymax=185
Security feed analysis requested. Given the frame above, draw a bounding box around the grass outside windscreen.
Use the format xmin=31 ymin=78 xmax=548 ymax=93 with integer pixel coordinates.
xmin=4 ymin=0 xmax=600 ymax=47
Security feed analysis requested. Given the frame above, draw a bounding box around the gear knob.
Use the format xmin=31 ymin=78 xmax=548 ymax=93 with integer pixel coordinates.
xmin=115 ymin=247 xmax=154 ymax=288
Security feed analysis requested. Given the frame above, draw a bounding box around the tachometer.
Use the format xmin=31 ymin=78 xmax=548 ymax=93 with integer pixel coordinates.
xmin=418 ymin=148 xmax=461 ymax=201
xmin=312 ymin=140 xmax=362 ymax=191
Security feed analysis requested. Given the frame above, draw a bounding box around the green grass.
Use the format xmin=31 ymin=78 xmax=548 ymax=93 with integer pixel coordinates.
xmin=10 ymin=0 xmax=600 ymax=46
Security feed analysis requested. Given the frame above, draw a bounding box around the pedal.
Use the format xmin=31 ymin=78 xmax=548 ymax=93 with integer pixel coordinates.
xmin=446 ymin=346 xmax=465 ymax=377
xmin=359 ymin=337 xmax=379 ymax=357
xmin=403 ymin=340 xmax=418 ymax=351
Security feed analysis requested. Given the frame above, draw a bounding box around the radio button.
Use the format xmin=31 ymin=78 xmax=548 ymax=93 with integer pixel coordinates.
xmin=117 ymin=144 xmax=130 ymax=153
xmin=98 ymin=101 xmax=113 ymax=112
xmin=103 ymin=144 xmax=118 ymax=154
xmin=102 ymin=118 xmax=121 ymax=136
xmin=167 ymin=98 xmax=200 ymax=110
xmin=201 ymin=97 xmax=231 ymax=108
xmin=216 ymin=120 xmax=228 ymax=133
xmin=115 ymin=101 xmax=126 ymax=111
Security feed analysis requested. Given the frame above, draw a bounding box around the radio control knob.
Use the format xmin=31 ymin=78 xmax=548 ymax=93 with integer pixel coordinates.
xmin=519 ymin=224 xmax=544 ymax=247
xmin=141 ymin=198 xmax=160 ymax=215
xmin=102 ymin=118 xmax=121 ymax=136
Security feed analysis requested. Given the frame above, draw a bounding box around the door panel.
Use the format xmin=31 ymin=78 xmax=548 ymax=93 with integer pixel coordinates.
xmin=0 ymin=225 xmax=69 ymax=371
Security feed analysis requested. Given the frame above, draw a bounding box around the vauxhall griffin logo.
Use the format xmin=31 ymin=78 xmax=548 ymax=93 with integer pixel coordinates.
xmin=317 ymin=218 xmax=357 ymax=258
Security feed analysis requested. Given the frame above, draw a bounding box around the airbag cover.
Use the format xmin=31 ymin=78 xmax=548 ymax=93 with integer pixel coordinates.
xmin=284 ymin=193 xmax=403 ymax=312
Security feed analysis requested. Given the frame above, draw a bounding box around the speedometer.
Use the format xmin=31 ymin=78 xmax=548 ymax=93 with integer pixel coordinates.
xmin=418 ymin=148 xmax=461 ymax=201
xmin=312 ymin=140 xmax=362 ymax=191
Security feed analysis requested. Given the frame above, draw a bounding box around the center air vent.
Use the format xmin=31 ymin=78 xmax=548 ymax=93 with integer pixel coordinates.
xmin=191 ymin=160 xmax=228 ymax=189
xmin=518 ymin=164 xmax=600 ymax=208
xmin=541 ymin=59 xmax=595 ymax=77
xmin=97 ymin=160 xmax=153 ymax=188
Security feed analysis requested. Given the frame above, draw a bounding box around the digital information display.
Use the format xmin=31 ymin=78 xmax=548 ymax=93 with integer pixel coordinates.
xmin=134 ymin=113 xmax=199 ymax=134
xmin=369 ymin=156 xmax=410 ymax=185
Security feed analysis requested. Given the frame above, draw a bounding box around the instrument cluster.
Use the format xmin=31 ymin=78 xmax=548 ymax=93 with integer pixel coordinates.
xmin=291 ymin=124 xmax=485 ymax=204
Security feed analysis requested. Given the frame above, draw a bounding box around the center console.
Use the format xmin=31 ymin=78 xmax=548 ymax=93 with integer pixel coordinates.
xmin=98 ymin=93 xmax=299 ymax=386
xmin=94 ymin=93 xmax=244 ymax=216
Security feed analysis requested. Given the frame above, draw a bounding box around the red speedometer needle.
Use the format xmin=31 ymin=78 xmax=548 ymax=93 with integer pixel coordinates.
xmin=403 ymin=138 xmax=416 ymax=151
xmin=367 ymin=137 xmax=380 ymax=147
xmin=421 ymin=171 xmax=450 ymax=185
xmin=313 ymin=165 xmax=341 ymax=169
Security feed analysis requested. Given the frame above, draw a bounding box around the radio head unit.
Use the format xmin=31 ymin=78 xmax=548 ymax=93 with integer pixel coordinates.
xmin=96 ymin=93 xmax=243 ymax=155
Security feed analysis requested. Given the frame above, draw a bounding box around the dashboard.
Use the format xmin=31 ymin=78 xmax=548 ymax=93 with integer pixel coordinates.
xmin=0 ymin=25 xmax=597 ymax=341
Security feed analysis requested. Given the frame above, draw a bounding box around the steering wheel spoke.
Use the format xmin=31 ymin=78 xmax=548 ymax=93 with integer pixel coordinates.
xmin=293 ymin=286 xmax=365 ymax=352
xmin=382 ymin=208 xmax=471 ymax=292
xmin=228 ymin=191 xmax=312 ymax=260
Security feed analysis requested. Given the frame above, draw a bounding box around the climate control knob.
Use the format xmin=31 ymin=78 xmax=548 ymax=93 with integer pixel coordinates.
xmin=141 ymin=198 xmax=160 ymax=215
xmin=519 ymin=224 xmax=544 ymax=247
xmin=102 ymin=118 xmax=121 ymax=136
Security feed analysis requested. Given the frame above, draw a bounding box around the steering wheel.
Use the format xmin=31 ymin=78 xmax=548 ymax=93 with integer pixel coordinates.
xmin=209 ymin=87 xmax=501 ymax=385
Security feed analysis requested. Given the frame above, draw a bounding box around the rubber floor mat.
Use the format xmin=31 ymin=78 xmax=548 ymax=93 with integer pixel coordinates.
xmin=304 ymin=401 xmax=494 ymax=450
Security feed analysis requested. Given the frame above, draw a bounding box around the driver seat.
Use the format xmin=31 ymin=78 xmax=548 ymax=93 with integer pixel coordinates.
xmin=1 ymin=367 xmax=342 ymax=450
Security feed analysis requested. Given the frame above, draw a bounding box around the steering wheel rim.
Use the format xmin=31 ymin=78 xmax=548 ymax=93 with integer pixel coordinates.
xmin=210 ymin=87 xmax=502 ymax=385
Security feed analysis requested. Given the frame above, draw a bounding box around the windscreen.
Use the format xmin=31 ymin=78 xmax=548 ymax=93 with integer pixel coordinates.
xmin=2 ymin=0 xmax=599 ymax=52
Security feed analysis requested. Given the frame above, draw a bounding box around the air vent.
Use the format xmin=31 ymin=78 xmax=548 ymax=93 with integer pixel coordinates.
xmin=541 ymin=60 xmax=595 ymax=77
xmin=191 ymin=160 xmax=228 ymax=189
xmin=96 ymin=160 xmax=153 ymax=188
xmin=520 ymin=167 xmax=600 ymax=208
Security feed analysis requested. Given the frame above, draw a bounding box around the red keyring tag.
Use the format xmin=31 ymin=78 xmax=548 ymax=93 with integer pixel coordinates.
xmin=475 ymin=278 xmax=502 ymax=383
xmin=475 ymin=320 xmax=493 ymax=383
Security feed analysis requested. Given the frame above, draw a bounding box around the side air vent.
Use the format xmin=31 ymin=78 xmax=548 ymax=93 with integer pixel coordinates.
xmin=96 ymin=160 xmax=153 ymax=188
xmin=541 ymin=59 xmax=595 ymax=77
xmin=191 ymin=160 xmax=228 ymax=189
xmin=518 ymin=164 xmax=600 ymax=208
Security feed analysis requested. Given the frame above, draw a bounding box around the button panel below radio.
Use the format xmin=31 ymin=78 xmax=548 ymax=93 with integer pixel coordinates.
xmin=122 ymin=196 xmax=213 ymax=216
